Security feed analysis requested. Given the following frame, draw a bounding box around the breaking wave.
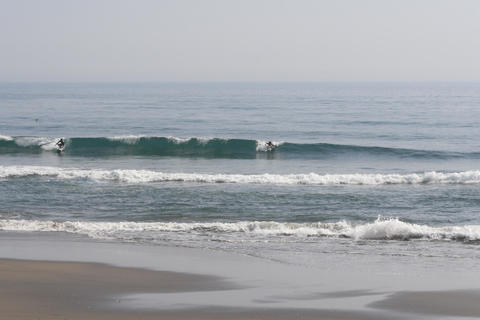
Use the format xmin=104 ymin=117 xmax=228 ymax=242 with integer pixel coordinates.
xmin=2 ymin=165 xmax=480 ymax=185
xmin=1 ymin=218 xmax=479 ymax=243
xmin=0 ymin=135 xmax=476 ymax=159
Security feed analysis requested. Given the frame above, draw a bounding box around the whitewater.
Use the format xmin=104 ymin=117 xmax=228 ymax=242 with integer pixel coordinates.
xmin=2 ymin=217 xmax=479 ymax=242
xmin=2 ymin=82 xmax=480 ymax=266
xmin=2 ymin=165 xmax=480 ymax=185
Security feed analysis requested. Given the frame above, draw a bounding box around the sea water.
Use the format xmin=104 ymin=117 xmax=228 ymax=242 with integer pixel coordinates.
xmin=1 ymin=82 xmax=480 ymax=267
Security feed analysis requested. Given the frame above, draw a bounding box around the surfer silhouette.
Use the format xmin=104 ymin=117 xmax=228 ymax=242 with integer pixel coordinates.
xmin=56 ymin=138 xmax=65 ymax=149
xmin=266 ymin=141 xmax=275 ymax=151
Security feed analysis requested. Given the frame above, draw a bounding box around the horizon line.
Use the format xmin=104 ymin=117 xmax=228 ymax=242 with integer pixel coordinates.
xmin=1 ymin=80 xmax=480 ymax=84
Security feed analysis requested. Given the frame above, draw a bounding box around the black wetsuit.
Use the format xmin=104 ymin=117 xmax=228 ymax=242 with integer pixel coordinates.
xmin=56 ymin=139 xmax=65 ymax=149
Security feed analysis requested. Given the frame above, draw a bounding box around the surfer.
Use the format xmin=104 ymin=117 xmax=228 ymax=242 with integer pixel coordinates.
xmin=266 ymin=141 xmax=276 ymax=152
xmin=56 ymin=138 xmax=65 ymax=149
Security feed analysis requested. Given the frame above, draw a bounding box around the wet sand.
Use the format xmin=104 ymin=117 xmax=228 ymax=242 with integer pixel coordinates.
xmin=1 ymin=233 xmax=480 ymax=319
xmin=370 ymin=290 xmax=480 ymax=318
xmin=2 ymin=258 xmax=480 ymax=319
xmin=0 ymin=258 xmax=388 ymax=320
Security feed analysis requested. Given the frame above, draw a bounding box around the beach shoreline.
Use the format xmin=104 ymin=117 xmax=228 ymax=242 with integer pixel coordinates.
xmin=1 ymin=232 xmax=479 ymax=319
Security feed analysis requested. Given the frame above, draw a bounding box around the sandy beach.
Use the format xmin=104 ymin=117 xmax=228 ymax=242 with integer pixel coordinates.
xmin=0 ymin=258 xmax=387 ymax=320
xmin=1 ymin=232 xmax=479 ymax=320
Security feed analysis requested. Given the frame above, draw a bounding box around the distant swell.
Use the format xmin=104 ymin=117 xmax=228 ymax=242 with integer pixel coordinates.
xmin=2 ymin=165 xmax=480 ymax=185
xmin=1 ymin=218 xmax=479 ymax=243
xmin=0 ymin=135 xmax=476 ymax=159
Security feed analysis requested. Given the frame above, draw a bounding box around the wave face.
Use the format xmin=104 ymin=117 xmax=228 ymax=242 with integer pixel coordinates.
xmin=2 ymin=165 xmax=480 ymax=185
xmin=1 ymin=218 xmax=479 ymax=243
xmin=0 ymin=135 xmax=475 ymax=159
xmin=0 ymin=135 xmax=266 ymax=158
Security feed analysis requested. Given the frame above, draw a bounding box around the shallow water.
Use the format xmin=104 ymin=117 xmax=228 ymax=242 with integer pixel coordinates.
xmin=1 ymin=82 xmax=480 ymax=267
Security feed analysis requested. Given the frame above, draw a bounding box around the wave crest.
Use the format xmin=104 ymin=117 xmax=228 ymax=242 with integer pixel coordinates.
xmin=2 ymin=165 xmax=480 ymax=185
xmin=0 ymin=135 xmax=476 ymax=159
xmin=1 ymin=218 xmax=479 ymax=243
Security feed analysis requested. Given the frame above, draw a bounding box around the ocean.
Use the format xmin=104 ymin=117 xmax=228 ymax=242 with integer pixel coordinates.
xmin=1 ymin=82 xmax=480 ymax=267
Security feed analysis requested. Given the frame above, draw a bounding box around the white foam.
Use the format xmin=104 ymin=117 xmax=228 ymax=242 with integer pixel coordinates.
xmin=1 ymin=218 xmax=479 ymax=242
xmin=167 ymin=136 xmax=191 ymax=144
xmin=196 ymin=137 xmax=215 ymax=144
xmin=107 ymin=135 xmax=214 ymax=145
xmin=13 ymin=137 xmax=59 ymax=150
xmin=166 ymin=136 xmax=214 ymax=144
xmin=256 ymin=140 xmax=284 ymax=152
xmin=0 ymin=135 xmax=13 ymax=141
xmin=108 ymin=135 xmax=145 ymax=144
xmin=348 ymin=217 xmax=480 ymax=241
xmin=0 ymin=219 xmax=344 ymax=239
xmin=2 ymin=165 xmax=480 ymax=185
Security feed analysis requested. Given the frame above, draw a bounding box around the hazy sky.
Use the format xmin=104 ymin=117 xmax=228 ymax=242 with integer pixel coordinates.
xmin=1 ymin=0 xmax=480 ymax=82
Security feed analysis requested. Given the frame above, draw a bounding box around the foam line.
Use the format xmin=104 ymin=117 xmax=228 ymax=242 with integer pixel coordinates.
xmin=1 ymin=218 xmax=479 ymax=242
xmin=2 ymin=165 xmax=480 ymax=185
